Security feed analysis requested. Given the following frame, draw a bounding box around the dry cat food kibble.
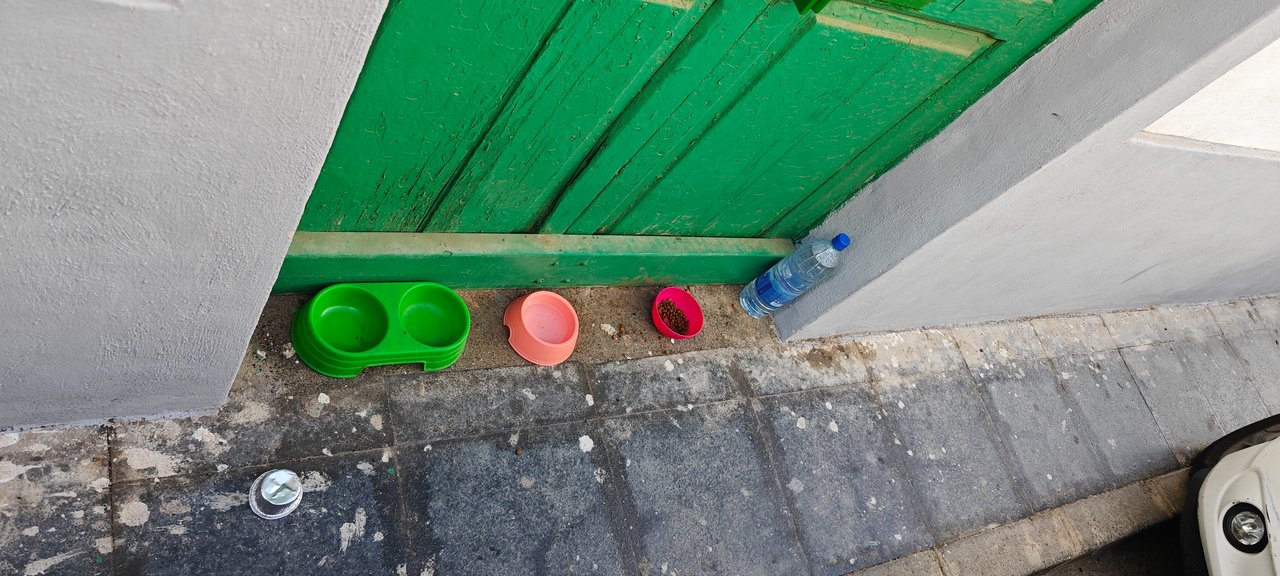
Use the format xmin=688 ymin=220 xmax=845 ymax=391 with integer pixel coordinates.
xmin=657 ymin=299 xmax=690 ymax=335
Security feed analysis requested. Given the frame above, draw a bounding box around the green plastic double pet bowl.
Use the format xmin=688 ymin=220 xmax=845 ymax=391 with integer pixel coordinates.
xmin=292 ymin=282 xmax=470 ymax=378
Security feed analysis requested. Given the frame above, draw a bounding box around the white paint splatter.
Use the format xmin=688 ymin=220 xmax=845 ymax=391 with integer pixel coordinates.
xmin=578 ymin=435 xmax=594 ymax=453
xmin=23 ymin=551 xmax=82 ymax=575
xmin=373 ymin=531 xmax=384 ymax=542
xmin=828 ymin=421 xmax=839 ymax=433
xmin=216 ymin=464 xmax=229 ymax=473
xmin=519 ymin=476 xmax=535 ymax=489
xmin=787 ymin=478 xmax=805 ymax=493
xmin=552 ymin=370 xmax=563 ymax=379
xmin=423 ymin=445 xmax=432 ymax=451
xmin=795 ymin=417 xmax=807 ymax=430
xmin=897 ymin=400 xmax=905 ymax=409
xmin=167 ymin=525 xmax=187 ymax=536
xmin=255 ymin=349 xmax=267 ymax=360
xmin=0 ymin=461 xmax=40 ymax=483
xmin=317 ymin=393 xmax=331 ymax=405
xmin=45 ymin=491 xmax=76 ymax=498
xmin=381 ymin=449 xmax=391 ymax=463
xmin=71 ymin=511 xmax=84 ymax=519
xmin=302 ymin=471 xmax=331 ymax=492
xmin=585 ymin=394 xmax=595 ymax=407
xmin=122 ymin=448 xmax=182 ymax=477
xmin=663 ymin=360 xmax=675 ymax=372
xmin=119 ymin=501 xmax=150 ymax=526
xmin=421 ymin=557 xmax=437 ymax=576
xmin=356 ymin=462 xmax=375 ymax=475
xmin=94 ymin=536 xmax=113 ymax=554
xmin=22 ymin=526 xmax=39 ymax=536
xmin=369 ymin=414 xmax=384 ymax=431
xmin=204 ymin=492 xmax=247 ymax=512
xmin=230 ymin=401 xmax=271 ymax=425
xmin=594 ymin=467 xmax=607 ymax=484
xmin=282 ymin=342 xmax=296 ymax=359
xmin=322 ymin=448 xmax=334 ymax=457
xmin=339 ymin=508 xmax=367 ymax=552
xmin=508 ymin=433 xmax=520 ymax=447
xmin=825 ymin=402 xmax=833 ymax=410
xmin=520 ymin=388 xmax=537 ymax=401
xmin=600 ymin=324 xmax=617 ymax=337
xmin=192 ymin=427 xmax=228 ymax=455
xmin=397 ymin=564 xmax=407 ymax=576
xmin=866 ymin=497 xmax=878 ymax=508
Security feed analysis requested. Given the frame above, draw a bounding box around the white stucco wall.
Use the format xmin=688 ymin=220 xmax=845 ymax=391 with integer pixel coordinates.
xmin=776 ymin=0 xmax=1280 ymax=339
xmin=0 ymin=0 xmax=385 ymax=427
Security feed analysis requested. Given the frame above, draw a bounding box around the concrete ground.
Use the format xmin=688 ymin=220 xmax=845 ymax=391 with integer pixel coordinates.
xmin=3 ymin=286 xmax=1280 ymax=575
xmin=1039 ymin=520 xmax=1184 ymax=576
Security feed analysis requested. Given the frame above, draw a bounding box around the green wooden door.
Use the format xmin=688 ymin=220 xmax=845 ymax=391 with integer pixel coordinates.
xmin=278 ymin=0 xmax=1097 ymax=292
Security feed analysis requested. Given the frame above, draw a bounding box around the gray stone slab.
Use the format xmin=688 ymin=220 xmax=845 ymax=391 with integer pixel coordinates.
xmin=398 ymin=423 xmax=630 ymax=576
xmin=590 ymin=351 xmax=739 ymax=416
xmin=113 ymin=382 xmax=393 ymax=482
xmin=1251 ymin=297 xmax=1280 ymax=330
xmin=1209 ymin=301 xmax=1266 ymax=335
xmin=976 ymin=360 xmax=1111 ymax=511
xmin=1031 ymin=315 xmax=1117 ymax=357
xmin=1101 ymin=310 xmax=1168 ymax=348
xmin=1225 ymin=329 xmax=1280 ymax=414
xmin=1155 ymin=305 xmax=1222 ymax=342
xmin=1174 ymin=336 xmax=1269 ymax=433
xmin=952 ymin=321 xmax=1047 ymax=368
xmin=0 ymin=427 xmax=112 ymax=576
xmin=387 ymin=364 xmax=593 ymax=445
xmin=1120 ymin=344 xmax=1219 ymax=463
xmin=854 ymin=330 xmax=966 ymax=380
xmin=1052 ymin=352 xmax=1178 ymax=484
xmin=113 ymin=450 xmax=408 ymax=575
xmin=603 ymin=401 xmax=808 ymax=576
xmin=876 ymin=370 xmax=1028 ymax=541
xmin=733 ymin=344 xmax=869 ymax=397
xmin=756 ymin=388 xmax=932 ymax=574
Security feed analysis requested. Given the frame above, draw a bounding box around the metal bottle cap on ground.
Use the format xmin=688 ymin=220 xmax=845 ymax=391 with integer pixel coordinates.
xmin=249 ymin=469 xmax=302 ymax=520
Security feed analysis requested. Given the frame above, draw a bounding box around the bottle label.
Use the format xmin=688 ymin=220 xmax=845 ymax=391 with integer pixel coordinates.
xmin=754 ymin=273 xmax=788 ymax=308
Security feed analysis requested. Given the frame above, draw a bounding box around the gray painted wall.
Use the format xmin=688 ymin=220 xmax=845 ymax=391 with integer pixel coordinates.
xmin=776 ymin=0 xmax=1280 ymax=339
xmin=0 ymin=0 xmax=385 ymax=427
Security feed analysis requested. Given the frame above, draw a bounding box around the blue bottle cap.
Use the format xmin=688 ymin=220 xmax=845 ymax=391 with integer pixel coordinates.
xmin=831 ymin=233 xmax=851 ymax=251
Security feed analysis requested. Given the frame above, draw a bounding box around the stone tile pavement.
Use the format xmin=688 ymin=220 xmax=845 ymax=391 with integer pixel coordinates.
xmin=4 ymin=289 xmax=1280 ymax=576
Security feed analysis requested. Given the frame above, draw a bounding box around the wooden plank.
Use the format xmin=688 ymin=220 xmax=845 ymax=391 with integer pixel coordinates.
xmin=298 ymin=0 xmax=572 ymax=232
xmin=548 ymin=1 xmax=990 ymax=237
xmin=766 ymin=0 xmax=1100 ymax=238
xmin=883 ymin=0 xmax=1050 ymax=40
xmin=273 ymin=232 xmax=794 ymax=293
xmin=422 ymin=0 xmax=714 ymax=233
xmin=537 ymin=0 xmax=783 ymax=235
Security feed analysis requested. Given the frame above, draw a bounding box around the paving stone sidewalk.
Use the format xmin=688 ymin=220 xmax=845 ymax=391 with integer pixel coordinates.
xmin=4 ymin=288 xmax=1280 ymax=576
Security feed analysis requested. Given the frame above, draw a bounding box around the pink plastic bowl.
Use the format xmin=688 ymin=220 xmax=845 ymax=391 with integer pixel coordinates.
xmin=651 ymin=287 xmax=704 ymax=340
xmin=504 ymin=291 xmax=579 ymax=366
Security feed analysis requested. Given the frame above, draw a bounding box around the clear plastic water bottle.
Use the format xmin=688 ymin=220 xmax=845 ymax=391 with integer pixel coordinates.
xmin=740 ymin=233 xmax=850 ymax=318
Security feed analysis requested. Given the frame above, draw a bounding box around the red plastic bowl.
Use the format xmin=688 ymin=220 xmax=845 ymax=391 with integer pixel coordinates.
xmin=651 ymin=287 xmax=704 ymax=340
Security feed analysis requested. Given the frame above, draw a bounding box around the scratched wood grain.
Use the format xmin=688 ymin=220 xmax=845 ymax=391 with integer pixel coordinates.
xmin=549 ymin=1 xmax=990 ymax=237
xmin=423 ymin=0 xmax=714 ymax=233
xmin=299 ymin=0 xmax=572 ymax=232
